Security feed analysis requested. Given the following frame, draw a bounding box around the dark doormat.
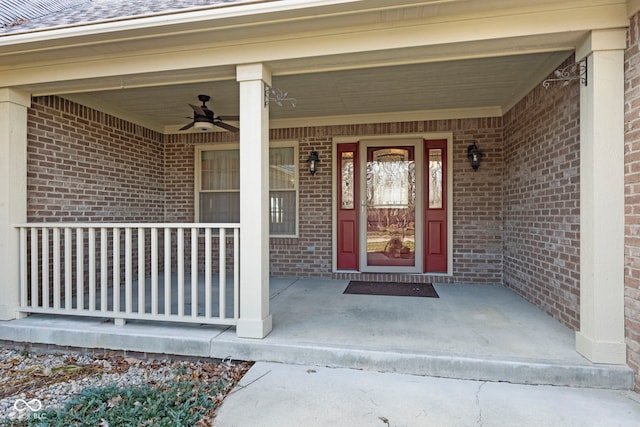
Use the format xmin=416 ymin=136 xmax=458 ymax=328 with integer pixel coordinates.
xmin=343 ymin=281 xmax=439 ymax=298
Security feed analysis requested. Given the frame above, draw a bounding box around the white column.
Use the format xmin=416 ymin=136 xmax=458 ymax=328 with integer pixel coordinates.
xmin=0 ymin=88 xmax=30 ymax=320
xmin=575 ymin=30 xmax=627 ymax=364
xmin=236 ymin=63 xmax=273 ymax=338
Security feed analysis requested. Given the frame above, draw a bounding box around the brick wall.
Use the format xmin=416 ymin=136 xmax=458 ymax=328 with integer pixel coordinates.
xmin=26 ymin=96 xmax=167 ymax=300
xmin=450 ymin=119 xmax=504 ymax=284
xmin=27 ymin=96 xmax=165 ymax=222
xmin=165 ymin=121 xmax=504 ymax=283
xmin=625 ymin=12 xmax=640 ymax=392
xmin=272 ymin=133 xmax=333 ymax=277
xmin=29 ymin=96 xmax=504 ymax=286
xmin=502 ymin=56 xmax=581 ymax=331
xmin=27 ymin=97 xmax=504 ymax=287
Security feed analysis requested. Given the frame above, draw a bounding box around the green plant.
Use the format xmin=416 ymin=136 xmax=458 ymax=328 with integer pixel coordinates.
xmin=3 ymin=379 xmax=226 ymax=427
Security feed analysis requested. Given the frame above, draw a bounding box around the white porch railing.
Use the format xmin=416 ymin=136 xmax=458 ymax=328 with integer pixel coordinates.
xmin=15 ymin=223 xmax=240 ymax=326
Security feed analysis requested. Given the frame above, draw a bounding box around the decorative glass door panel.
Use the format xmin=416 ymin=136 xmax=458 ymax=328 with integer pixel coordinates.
xmin=428 ymin=149 xmax=443 ymax=209
xmin=365 ymin=147 xmax=416 ymax=267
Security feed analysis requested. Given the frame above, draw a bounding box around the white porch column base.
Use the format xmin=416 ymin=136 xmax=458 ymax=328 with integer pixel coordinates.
xmin=236 ymin=63 xmax=273 ymax=339
xmin=576 ymin=30 xmax=627 ymax=365
xmin=0 ymin=88 xmax=30 ymax=321
xmin=576 ymin=332 xmax=627 ymax=364
xmin=236 ymin=316 xmax=273 ymax=339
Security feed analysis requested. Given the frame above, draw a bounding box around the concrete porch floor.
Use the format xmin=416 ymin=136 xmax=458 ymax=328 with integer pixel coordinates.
xmin=0 ymin=278 xmax=634 ymax=389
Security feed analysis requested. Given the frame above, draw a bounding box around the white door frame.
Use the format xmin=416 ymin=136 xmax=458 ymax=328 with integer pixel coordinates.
xmin=332 ymin=133 xmax=454 ymax=275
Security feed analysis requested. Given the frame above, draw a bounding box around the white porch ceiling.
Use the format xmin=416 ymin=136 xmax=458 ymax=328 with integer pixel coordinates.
xmin=62 ymin=49 xmax=572 ymax=133
xmin=4 ymin=0 xmax=603 ymax=132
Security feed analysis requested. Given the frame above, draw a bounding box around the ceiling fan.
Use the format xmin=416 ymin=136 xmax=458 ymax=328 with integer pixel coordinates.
xmin=180 ymin=94 xmax=239 ymax=132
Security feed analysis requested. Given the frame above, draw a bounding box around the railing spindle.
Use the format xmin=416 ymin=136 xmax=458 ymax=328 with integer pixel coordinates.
xmin=101 ymin=227 xmax=108 ymax=312
xmin=234 ymin=228 xmax=240 ymax=320
xmin=19 ymin=227 xmax=27 ymax=308
xmin=42 ymin=228 xmax=49 ymax=309
xmin=164 ymin=228 xmax=171 ymax=316
xmin=30 ymin=228 xmax=38 ymax=308
xmin=113 ymin=227 xmax=120 ymax=313
xmin=205 ymin=228 xmax=212 ymax=318
xmin=88 ymin=228 xmax=96 ymax=312
xmin=64 ymin=228 xmax=72 ymax=310
xmin=76 ymin=228 xmax=84 ymax=310
xmin=219 ymin=228 xmax=226 ymax=319
xmin=53 ymin=227 xmax=61 ymax=309
xmin=138 ymin=227 xmax=145 ymax=314
xmin=191 ymin=228 xmax=198 ymax=318
xmin=177 ymin=227 xmax=184 ymax=317
xmin=151 ymin=227 xmax=158 ymax=316
xmin=125 ymin=227 xmax=132 ymax=314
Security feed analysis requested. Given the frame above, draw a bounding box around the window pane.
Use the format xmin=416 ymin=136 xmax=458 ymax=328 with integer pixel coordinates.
xmin=270 ymin=190 xmax=296 ymax=235
xmin=199 ymin=146 xmax=297 ymax=235
xmin=269 ymin=147 xmax=295 ymax=189
xmin=341 ymin=152 xmax=354 ymax=209
xmin=201 ymin=150 xmax=240 ymax=191
xmin=369 ymin=148 xmax=413 ymax=208
xmin=365 ymin=147 xmax=415 ymax=267
xmin=428 ymin=149 xmax=443 ymax=209
xmin=200 ymin=192 xmax=239 ymax=223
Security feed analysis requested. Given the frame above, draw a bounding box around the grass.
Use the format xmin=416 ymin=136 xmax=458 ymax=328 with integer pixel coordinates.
xmin=3 ymin=379 xmax=227 ymax=427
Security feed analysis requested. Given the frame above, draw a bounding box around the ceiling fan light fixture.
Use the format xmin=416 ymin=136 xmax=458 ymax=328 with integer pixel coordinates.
xmin=194 ymin=121 xmax=215 ymax=132
xmin=180 ymin=95 xmax=239 ymax=132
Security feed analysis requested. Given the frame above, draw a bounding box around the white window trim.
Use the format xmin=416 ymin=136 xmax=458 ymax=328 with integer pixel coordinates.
xmin=194 ymin=141 xmax=299 ymax=238
xmin=269 ymin=140 xmax=300 ymax=238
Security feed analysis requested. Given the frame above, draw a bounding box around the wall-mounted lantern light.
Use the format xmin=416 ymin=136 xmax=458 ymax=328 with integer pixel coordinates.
xmin=467 ymin=143 xmax=483 ymax=171
xmin=307 ymin=150 xmax=320 ymax=175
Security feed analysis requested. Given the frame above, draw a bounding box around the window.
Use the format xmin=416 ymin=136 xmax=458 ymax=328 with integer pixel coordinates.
xmin=269 ymin=146 xmax=297 ymax=235
xmin=199 ymin=149 xmax=240 ymax=223
xmin=196 ymin=143 xmax=298 ymax=236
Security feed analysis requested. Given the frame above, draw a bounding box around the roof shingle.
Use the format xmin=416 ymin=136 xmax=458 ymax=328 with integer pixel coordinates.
xmin=1 ymin=0 xmax=89 ymax=27
xmin=1 ymin=0 xmax=257 ymax=34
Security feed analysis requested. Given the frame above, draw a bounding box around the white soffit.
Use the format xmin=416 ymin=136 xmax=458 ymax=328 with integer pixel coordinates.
xmin=1 ymin=0 xmax=617 ymax=131
xmin=56 ymin=50 xmax=571 ymax=132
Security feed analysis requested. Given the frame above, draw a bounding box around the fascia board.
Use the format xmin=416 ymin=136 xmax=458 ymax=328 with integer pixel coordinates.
xmin=0 ymin=3 xmax=626 ymax=89
xmin=0 ymin=0 xmax=627 ymax=54
xmin=0 ymin=0 xmax=453 ymax=48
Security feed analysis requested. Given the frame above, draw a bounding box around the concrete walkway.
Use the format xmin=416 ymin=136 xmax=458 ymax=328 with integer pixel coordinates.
xmin=215 ymin=362 xmax=640 ymax=427
xmin=0 ymin=278 xmax=634 ymax=389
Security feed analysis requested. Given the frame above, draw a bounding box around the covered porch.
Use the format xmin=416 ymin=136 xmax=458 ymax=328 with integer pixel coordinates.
xmin=0 ymin=0 xmax=634 ymax=388
xmin=0 ymin=277 xmax=633 ymax=389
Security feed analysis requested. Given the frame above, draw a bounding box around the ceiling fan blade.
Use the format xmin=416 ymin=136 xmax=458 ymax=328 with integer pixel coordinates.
xmin=217 ymin=115 xmax=240 ymax=121
xmin=189 ymin=104 xmax=206 ymax=116
xmin=179 ymin=122 xmax=195 ymax=131
xmin=214 ymin=121 xmax=240 ymax=132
